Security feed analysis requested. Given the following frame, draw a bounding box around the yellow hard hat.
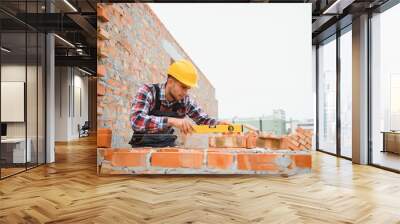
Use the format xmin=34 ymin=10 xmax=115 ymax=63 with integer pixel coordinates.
xmin=167 ymin=59 xmax=198 ymax=88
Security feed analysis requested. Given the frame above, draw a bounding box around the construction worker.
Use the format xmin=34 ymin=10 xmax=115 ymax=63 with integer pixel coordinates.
xmin=129 ymin=59 xmax=230 ymax=147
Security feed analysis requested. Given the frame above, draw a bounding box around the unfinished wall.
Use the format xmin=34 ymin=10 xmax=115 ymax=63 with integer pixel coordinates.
xmin=98 ymin=147 xmax=311 ymax=175
xmin=97 ymin=3 xmax=218 ymax=147
xmin=97 ymin=128 xmax=313 ymax=175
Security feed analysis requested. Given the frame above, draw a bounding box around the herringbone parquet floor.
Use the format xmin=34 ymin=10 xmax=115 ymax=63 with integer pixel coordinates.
xmin=1 ymin=135 xmax=400 ymax=224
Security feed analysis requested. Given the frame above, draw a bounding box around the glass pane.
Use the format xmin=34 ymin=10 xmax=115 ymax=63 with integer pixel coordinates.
xmin=27 ymin=31 xmax=38 ymax=169
xmin=318 ymin=37 xmax=337 ymax=154
xmin=340 ymin=29 xmax=352 ymax=158
xmin=38 ymin=32 xmax=45 ymax=165
xmin=371 ymin=4 xmax=400 ymax=171
xmin=1 ymin=30 xmax=27 ymax=177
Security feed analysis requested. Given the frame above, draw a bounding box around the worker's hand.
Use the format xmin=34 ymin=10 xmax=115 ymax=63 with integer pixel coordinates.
xmin=217 ymin=120 xmax=232 ymax=125
xmin=167 ymin=117 xmax=194 ymax=135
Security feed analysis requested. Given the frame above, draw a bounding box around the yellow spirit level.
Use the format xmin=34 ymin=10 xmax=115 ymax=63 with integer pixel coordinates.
xmin=192 ymin=124 xmax=243 ymax=134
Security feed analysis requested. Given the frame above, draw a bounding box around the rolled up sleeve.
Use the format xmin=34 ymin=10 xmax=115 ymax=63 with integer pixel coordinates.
xmin=185 ymin=97 xmax=217 ymax=125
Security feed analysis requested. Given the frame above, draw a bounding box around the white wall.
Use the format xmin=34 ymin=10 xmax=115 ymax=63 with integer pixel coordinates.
xmin=55 ymin=66 xmax=69 ymax=141
xmin=72 ymin=72 xmax=89 ymax=138
xmin=1 ymin=65 xmax=35 ymax=138
xmin=1 ymin=65 xmax=26 ymax=142
xmin=54 ymin=67 xmax=89 ymax=141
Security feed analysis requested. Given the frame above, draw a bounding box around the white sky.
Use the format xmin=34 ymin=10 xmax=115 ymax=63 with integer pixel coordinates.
xmin=149 ymin=3 xmax=313 ymax=120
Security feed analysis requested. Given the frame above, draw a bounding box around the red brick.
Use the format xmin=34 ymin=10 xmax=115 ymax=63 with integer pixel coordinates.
xmin=97 ymin=106 xmax=103 ymax=115
xmin=99 ymin=148 xmax=114 ymax=161
xmin=97 ymin=6 xmax=110 ymax=22
xmin=292 ymin=154 xmax=312 ymax=168
xmin=120 ymin=84 xmax=128 ymax=92
xmin=283 ymin=134 xmax=305 ymax=150
xmin=98 ymin=128 xmax=111 ymax=135
xmin=97 ymin=47 xmax=108 ymax=58
xmin=97 ymin=82 xmax=106 ymax=96
xmin=111 ymin=150 xmax=148 ymax=167
xmin=297 ymin=132 xmax=307 ymax=140
xmin=286 ymin=137 xmax=300 ymax=146
xmin=125 ymin=16 xmax=134 ymax=25
xmin=246 ymin=132 xmax=257 ymax=149
xmin=106 ymin=87 xmax=113 ymax=95
xmin=120 ymin=40 xmax=133 ymax=54
xmin=214 ymin=135 xmax=247 ymax=148
xmin=101 ymin=148 xmax=135 ymax=161
xmin=97 ymin=128 xmax=112 ymax=148
xmin=256 ymin=137 xmax=281 ymax=149
xmin=97 ymin=28 xmax=110 ymax=40
xmin=304 ymin=130 xmax=313 ymax=138
xmin=298 ymin=139 xmax=307 ymax=146
xmin=296 ymin=127 xmax=305 ymax=134
xmin=288 ymin=143 xmax=301 ymax=151
xmin=107 ymin=79 xmax=120 ymax=88
xmin=280 ymin=138 xmax=289 ymax=149
xmin=151 ymin=151 xmax=203 ymax=169
xmin=237 ymin=153 xmax=280 ymax=171
xmin=207 ymin=152 xmax=234 ymax=170
xmin=97 ymin=65 xmax=106 ymax=77
xmin=208 ymin=136 xmax=216 ymax=148
xmin=97 ymin=40 xmax=105 ymax=49
xmin=258 ymin=132 xmax=278 ymax=139
xmin=111 ymin=45 xmax=119 ymax=57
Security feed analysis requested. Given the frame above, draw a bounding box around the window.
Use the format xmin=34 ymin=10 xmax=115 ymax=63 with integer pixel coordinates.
xmin=371 ymin=3 xmax=400 ymax=171
xmin=318 ymin=36 xmax=337 ymax=154
xmin=340 ymin=28 xmax=352 ymax=158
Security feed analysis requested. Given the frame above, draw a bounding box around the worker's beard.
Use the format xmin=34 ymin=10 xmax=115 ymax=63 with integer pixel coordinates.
xmin=171 ymin=93 xmax=178 ymax=101
xmin=166 ymin=87 xmax=178 ymax=102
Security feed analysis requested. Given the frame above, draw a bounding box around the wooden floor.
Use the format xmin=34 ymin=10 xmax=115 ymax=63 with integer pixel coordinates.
xmin=1 ymin=136 xmax=400 ymax=224
xmin=1 ymin=167 xmax=26 ymax=178
xmin=373 ymin=151 xmax=400 ymax=171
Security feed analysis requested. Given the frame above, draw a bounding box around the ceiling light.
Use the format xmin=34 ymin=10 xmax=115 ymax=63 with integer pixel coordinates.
xmin=63 ymin=0 xmax=78 ymax=12
xmin=1 ymin=47 xmax=11 ymax=53
xmin=78 ymin=67 xmax=93 ymax=76
xmin=54 ymin=34 xmax=75 ymax=48
xmin=322 ymin=0 xmax=354 ymax=15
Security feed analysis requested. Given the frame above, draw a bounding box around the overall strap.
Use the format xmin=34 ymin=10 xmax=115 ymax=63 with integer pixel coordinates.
xmin=150 ymin=83 xmax=185 ymax=118
xmin=153 ymin=84 xmax=161 ymax=111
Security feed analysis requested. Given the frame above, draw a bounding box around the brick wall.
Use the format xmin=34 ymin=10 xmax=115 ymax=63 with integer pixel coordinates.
xmin=97 ymin=3 xmax=218 ymax=147
xmin=97 ymin=128 xmax=313 ymax=175
xmin=98 ymin=147 xmax=311 ymax=175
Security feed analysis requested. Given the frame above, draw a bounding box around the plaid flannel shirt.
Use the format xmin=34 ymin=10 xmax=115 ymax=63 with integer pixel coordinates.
xmin=130 ymin=82 xmax=217 ymax=133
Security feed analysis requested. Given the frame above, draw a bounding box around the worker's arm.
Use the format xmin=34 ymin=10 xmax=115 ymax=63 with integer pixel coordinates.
xmin=185 ymin=97 xmax=219 ymax=125
xmin=167 ymin=117 xmax=194 ymax=135
xmin=130 ymin=85 xmax=168 ymax=133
